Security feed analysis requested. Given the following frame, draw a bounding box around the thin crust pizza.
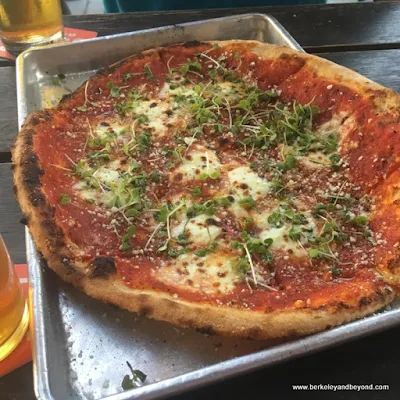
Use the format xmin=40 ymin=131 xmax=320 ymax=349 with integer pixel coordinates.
xmin=12 ymin=40 xmax=400 ymax=339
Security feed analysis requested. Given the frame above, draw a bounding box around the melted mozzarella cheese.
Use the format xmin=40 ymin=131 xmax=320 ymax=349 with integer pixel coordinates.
xmin=317 ymin=111 xmax=347 ymax=135
xmin=154 ymin=252 xmax=238 ymax=295
xmin=172 ymin=214 xmax=221 ymax=246
xmin=95 ymin=121 xmax=130 ymax=138
xmin=134 ymin=100 xmax=187 ymax=137
xmin=72 ymin=161 xmax=124 ymax=207
xmin=170 ymin=145 xmax=221 ymax=182
xmin=227 ymin=166 xmax=271 ymax=200
xmin=254 ymin=208 xmax=316 ymax=256
xmin=259 ymin=226 xmax=304 ymax=255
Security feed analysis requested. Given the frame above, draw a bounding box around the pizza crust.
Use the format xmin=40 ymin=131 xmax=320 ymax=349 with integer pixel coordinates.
xmin=12 ymin=40 xmax=400 ymax=339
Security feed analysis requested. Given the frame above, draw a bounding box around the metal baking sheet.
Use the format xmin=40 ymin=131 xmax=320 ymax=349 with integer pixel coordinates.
xmin=16 ymin=14 xmax=400 ymax=400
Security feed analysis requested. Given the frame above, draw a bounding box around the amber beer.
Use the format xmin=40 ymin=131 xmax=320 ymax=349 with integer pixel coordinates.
xmin=0 ymin=0 xmax=63 ymax=54
xmin=0 ymin=236 xmax=29 ymax=361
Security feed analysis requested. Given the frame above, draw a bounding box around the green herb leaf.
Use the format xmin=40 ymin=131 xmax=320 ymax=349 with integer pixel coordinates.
xmin=154 ymin=206 xmax=169 ymax=223
xmin=123 ymin=73 xmax=132 ymax=81
xmin=232 ymin=257 xmax=250 ymax=275
xmin=284 ymin=155 xmax=296 ymax=170
xmin=121 ymin=226 xmax=136 ymax=251
xmin=125 ymin=208 xmax=140 ymax=218
xmin=191 ymin=187 xmax=202 ymax=197
xmin=59 ymin=193 xmax=71 ymax=206
xmin=240 ymin=217 xmax=254 ymax=232
xmin=329 ymin=153 xmax=341 ymax=171
xmin=351 ymin=215 xmax=369 ymax=226
xmin=238 ymin=196 xmax=256 ymax=210
xmin=208 ymin=70 xmax=217 ymax=80
xmin=195 ymin=241 xmax=217 ymax=257
xmin=138 ymin=132 xmax=152 ymax=153
xmin=270 ymin=179 xmax=285 ymax=196
xmin=121 ymin=362 xmax=147 ymax=391
xmin=136 ymin=114 xmax=149 ymax=124
xmin=149 ymin=171 xmax=161 ymax=183
xmin=144 ymin=64 xmax=156 ymax=80
xmin=121 ymin=375 xmax=134 ymax=391
xmin=288 ymin=226 xmax=302 ymax=241
xmin=309 ymin=248 xmax=323 ymax=259
xmin=186 ymin=202 xmax=215 ymax=218
xmin=268 ymin=210 xmax=284 ymax=227
xmin=106 ymin=81 xmax=121 ymax=97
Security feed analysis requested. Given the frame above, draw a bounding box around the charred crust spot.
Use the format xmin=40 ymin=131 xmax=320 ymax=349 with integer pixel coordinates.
xmin=24 ymin=130 xmax=35 ymax=145
xmin=150 ymin=102 xmax=158 ymax=108
xmin=13 ymin=185 xmax=18 ymax=196
xmin=20 ymin=215 xmax=29 ymax=226
xmin=240 ymin=183 xmax=248 ymax=189
xmin=338 ymin=301 xmax=351 ymax=310
xmin=41 ymin=217 xmax=61 ymax=236
xmin=90 ymin=257 xmax=116 ymax=278
xmin=22 ymin=154 xmax=44 ymax=189
xmin=28 ymin=116 xmax=42 ymax=126
xmin=60 ymin=92 xmax=73 ymax=104
xmin=196 ymin=326 xmax=216 ymax=335
xmin=183 ymin=40 xmax=203 ymax=48
xmin=139 ymin=305 xmax=153 ymax=316
xmin=29 ymin=192 xmax=46 ymax=207
xmin=39 ymin=110 xmax=52 ymax=121
xmin=359 ymin=297 xmax=372 ymax=307
xmin=61 ymin=257 xmax=77 ymax=275
xmin=246 ymin=327 xmax=262 ymax=339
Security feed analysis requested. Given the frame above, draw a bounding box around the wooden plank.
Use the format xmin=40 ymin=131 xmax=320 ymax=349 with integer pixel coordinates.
xmin=62 ymin=2 xmax=400 ymax=51
xmin=0 ymin=67 xmax=17 ymax=158
xmin=318 ymin=49 xmax=400 ymax=91
xmin=0 ymin=163 xmax=25 ymax=264
xmin=1 ymin=0 xmax=400 ymax=69
xmin=0 ymin=363 xmax=35 ymax=400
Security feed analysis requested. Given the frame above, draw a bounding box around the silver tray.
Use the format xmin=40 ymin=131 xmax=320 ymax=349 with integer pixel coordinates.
xmin=16 ymin=14 xmax=400 ymax=400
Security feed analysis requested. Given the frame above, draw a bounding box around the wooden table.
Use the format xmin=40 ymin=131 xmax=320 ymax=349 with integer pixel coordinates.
xmin=1 ymin=2 xmax=400 ymax=399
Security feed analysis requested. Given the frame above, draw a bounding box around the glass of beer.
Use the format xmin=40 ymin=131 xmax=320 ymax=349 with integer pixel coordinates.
xmin=0 ymin=0 xmax=63 ymax=56
xmin=0 ymin=235 xmax=29 ymax=361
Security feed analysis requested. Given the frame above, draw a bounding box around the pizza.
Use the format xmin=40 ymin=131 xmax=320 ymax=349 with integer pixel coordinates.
xmin=12 ymin=40 xmax=400 ymax=339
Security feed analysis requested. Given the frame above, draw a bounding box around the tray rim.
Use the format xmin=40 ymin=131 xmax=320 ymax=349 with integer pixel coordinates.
xmin=16 ymin=13 xmax=303 ymax=67
xmin=16 ymin=13 xmax=400 ymax=400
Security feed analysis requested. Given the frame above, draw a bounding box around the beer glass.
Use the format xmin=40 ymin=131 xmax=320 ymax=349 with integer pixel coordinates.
xmin=0 ymin=235 xmax=29 ymax=361
xmin=0 ymin=0 xmax=63 ymax=55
